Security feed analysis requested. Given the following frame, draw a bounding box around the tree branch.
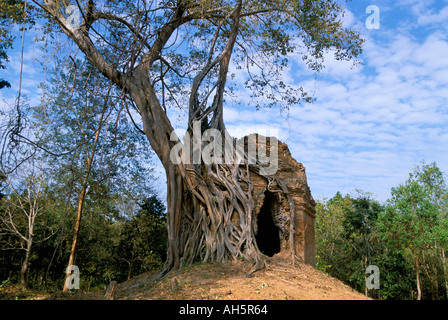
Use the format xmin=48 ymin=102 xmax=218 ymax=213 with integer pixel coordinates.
xmin=34 ymin=0 xmax=124 ymax=86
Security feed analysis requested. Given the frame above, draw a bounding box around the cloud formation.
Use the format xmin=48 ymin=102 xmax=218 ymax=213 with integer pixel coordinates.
xmin=225 ymin=2 xmax=448 ymax=202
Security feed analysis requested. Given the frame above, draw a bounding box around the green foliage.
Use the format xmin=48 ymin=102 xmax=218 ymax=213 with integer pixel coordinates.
xmin=316 ymin=191 xmax=386 ymax=297
xmin=377 ymin=161 xmax=448 ymax=299
xmin=315 ymin=191 xmax=348 ymax=273
xmin=379 ymin=181 xmax=438 ymax=254
xmin=316 ymin=161 xmax=448 ymax=300
xmin=0 ymin=188 xmax=167 ymax=290
xmin=115 ymin=196 xmax=167 ymax=280
xmin=79 ymin=0 xmax=363 ymax=111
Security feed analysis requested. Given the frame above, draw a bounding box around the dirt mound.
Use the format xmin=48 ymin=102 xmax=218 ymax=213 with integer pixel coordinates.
xmin=60 ymin=253 xmax=368 ymax=300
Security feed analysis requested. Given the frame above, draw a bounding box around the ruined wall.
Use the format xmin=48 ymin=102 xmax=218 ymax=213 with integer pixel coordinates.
xmin=244 ymin=136 xmax=316 ymax=266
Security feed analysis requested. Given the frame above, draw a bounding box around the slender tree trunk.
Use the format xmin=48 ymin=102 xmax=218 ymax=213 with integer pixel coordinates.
xmin=127 ymin=250 xmax=135 ymax=281
xmin=432 ymin=262 xmax=440 ymax=300
xmin=62 ymin=95 xmax=110 ymax=291
xmin=62 ymin=123 xmax=105 ymax=292
xmin=20 ymin=237 xmax=33 ymax=290
xmin=364 ymin=256 xmax=368 ymax=297
xmin=4 ymin=173 xmax=42 ymax=291
xmin=63 ymin=186 xmax=87 ymax=292
xmin=20 ymin=205 xmax=36 ymax=290
xmin=415 ymin=255 xmax=422 ymax=300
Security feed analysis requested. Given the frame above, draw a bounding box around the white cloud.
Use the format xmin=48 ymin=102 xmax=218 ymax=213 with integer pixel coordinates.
xmin=259 ymin=24 xmax=448 ymax=202
xmin=200 ymin=13 xmax=448 ymax=202
xmin=416 ymin=5 xmax=448 ymax=27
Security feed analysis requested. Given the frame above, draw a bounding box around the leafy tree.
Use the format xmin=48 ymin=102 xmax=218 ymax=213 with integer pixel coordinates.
xmin=0 ymin=163 xmax=54 ymax=289
xmin=117 ymin=195 xmax=167 ymax=281
xmin=378 ymin=162 xmax=446 ymax=300
xmin=411 ymin=161 xmax=448 ymax=299
xmin=36 ymin=0 xmax=364 ymax=275
xmin=29 ymin=55 xmax=155 ymax=290
xmin=315 ymin=192 xmax=348 ymax=274
xmin=342 ymin=191 xmax=384 ymax=296
xmin=316 ymin=191 xmax=385 ymax=298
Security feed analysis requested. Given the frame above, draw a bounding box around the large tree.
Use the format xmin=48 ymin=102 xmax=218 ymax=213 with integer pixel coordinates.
xmin=32 ymin=0 xmax=364 ymax=275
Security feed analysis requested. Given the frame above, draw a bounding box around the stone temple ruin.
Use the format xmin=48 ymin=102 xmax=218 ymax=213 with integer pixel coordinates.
xmin=242 ymin=135 xmax=316 ymax=266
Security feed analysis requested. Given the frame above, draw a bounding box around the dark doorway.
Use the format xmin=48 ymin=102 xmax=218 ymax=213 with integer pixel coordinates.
xmin=255 ymin=191 xmax=281 ymax=257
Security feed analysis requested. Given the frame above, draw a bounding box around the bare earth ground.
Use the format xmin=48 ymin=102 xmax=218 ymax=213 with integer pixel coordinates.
xmin=45 ymin=252 xmax=369 ymax=300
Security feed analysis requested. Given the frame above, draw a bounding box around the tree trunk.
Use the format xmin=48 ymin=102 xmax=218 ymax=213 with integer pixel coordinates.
xmin=43 ymin=0 xmax=276 ymax=279
xmin=126 ymin=79 xmax=286 ymax=277
xmin=127 ymin=250 xmax=135 ymax=281
xmin=415 ymin=255 xmax=422 ymax=300
xmin=432 ymin=261 xmax=440 ymax=300
xmin=159 ymin=151 xmax=271 ymax=277
xmin=20 ymin=237 xmax=33 ymax=290
xmin=62 ymin=103 xmax=108 ymax=292
xmin=105 ymin=281 xmax=117 ymax=300
xmin=364 ymin=256 xmax=368 ymax=297
xmin=62 ymin=186 xmax=86 ymax=292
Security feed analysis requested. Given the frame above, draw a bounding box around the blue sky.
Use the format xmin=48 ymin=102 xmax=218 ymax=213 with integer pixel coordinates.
xmin=2 ymin=0 xmax=448 ymax=203
xmin=223 ymin=0 xmax=448 ymax=202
